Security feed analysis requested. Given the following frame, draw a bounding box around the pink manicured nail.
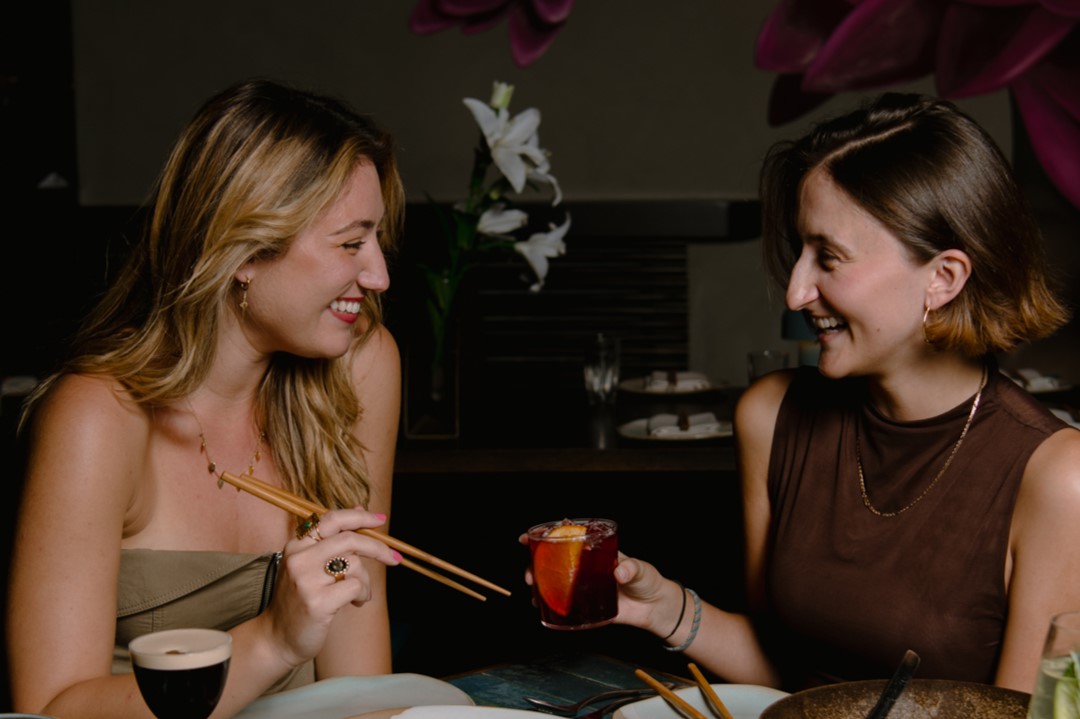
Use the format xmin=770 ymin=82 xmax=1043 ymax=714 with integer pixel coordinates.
xmin=393 ymin=550 xmax=403 ymax=562
xmin=373 ymin=512 xmax=387 ymax=521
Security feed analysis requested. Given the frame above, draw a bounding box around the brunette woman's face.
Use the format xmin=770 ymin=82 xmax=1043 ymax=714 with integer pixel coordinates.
xmin=786 ymin=168 xmax=931 ymax=379
xmin=240 ymin=161 xmax=388 ymax=358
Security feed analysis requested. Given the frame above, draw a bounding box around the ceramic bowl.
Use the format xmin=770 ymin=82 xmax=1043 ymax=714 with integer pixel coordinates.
xmin=759 ymin=678 xmax=1030 ymax=719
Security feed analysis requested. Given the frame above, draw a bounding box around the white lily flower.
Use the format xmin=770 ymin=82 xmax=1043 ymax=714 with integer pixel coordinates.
xmin=477 ymin=204 xmax=529 ymax=237
xmin=463 ymin=97 xmax=547 ymax=194
xmin=527 ymin=167 xmax=562 ymax=206
xmin=489 ymin=81 xmax=514 ymax=110
xmin=514 ymin=214 xmax=571 ymax=292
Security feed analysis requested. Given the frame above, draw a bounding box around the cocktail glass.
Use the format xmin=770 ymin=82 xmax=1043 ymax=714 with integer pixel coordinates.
xmin=1028 ymin=610 xmax=1080 ymax=719
xmin=129 ymin=628 xmax=232 ymax=719
xmin=527 ymin=518 xmax=618 ymax=630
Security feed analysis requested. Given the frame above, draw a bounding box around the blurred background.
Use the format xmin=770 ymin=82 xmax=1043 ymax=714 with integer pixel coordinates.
xmin=4 ymin=1 xmax=1075 ymax=391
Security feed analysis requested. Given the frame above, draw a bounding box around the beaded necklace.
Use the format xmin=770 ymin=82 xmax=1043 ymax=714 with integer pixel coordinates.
xmin=187 ymin=402 xmax=267 ymax=489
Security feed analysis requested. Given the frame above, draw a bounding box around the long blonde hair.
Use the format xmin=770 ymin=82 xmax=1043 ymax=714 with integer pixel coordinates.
xmin=24 ymin=79 xmax=404 ymax=508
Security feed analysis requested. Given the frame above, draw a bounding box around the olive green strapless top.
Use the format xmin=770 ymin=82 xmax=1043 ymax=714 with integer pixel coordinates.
xmin=114 ymin=548 xmax=313 ymax=693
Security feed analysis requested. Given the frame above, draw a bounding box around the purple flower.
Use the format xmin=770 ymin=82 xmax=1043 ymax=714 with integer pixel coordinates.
xmin=408 ymin=0 xmax=577 ymax=67
xmin=755 ymin=0 xmax=1080 ymax=209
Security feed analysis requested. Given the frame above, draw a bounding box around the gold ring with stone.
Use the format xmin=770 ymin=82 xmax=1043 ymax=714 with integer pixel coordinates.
xmin=325 ymin=556 xmax=350 ymax=581
xmin=296 ymin=513 xmax=322 ymax=541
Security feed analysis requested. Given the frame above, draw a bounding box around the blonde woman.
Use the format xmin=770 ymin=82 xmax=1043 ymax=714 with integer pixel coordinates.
xmin=8 ymin=80 xmax=464 ymax=717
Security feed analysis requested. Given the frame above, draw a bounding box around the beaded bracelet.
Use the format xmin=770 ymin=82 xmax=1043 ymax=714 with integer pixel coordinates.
xmin=661 ymin=582 xmax=688 ymax=641
xmin=664 ymin=588 xmax=701 ymax=652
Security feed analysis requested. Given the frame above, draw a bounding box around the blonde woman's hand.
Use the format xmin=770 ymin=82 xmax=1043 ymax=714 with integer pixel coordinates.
xmin=264 ymin=507 xmax=401 ymax=667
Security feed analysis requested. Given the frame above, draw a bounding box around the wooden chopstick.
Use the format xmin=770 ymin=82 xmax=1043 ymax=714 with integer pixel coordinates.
xmin=219 ymin=472 xmax=487 ymax=601
xmin=688 ymin=663 xmax=734 ymax=719
xmin=238 ymin=472 xmax=511 ymax=598
xmin=219 ymin=472 xmax=510 ymax=601
xmin=222 ymin=472 xmax=500 ymax=601
xmin=635 ymin=669 xmax=708 ymax=719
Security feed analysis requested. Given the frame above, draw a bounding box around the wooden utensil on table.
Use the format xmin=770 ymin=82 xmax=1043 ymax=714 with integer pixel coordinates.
xmin=219 ymin=472 xmax=511 ymax=601
xmin=688 ymin=663 xmax=734 ymax=719
xmin=635 ymin=669 xmax=708 ymax=719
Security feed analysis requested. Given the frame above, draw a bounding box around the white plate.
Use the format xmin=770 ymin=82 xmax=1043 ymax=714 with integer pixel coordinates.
xmin=617 ymin=418 xmax=733 ymax=441
xmin=234 ymin=674 xmax=475 ymax=719
xmin=353 ymin=708 xmax=545 ymax=718
xmin=619 ymin=376 xmax=714 ymax=395
xmin=614 ymin=684 xmax=789 ymax=719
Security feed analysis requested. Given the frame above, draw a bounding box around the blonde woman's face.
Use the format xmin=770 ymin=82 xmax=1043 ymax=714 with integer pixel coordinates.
xmin=240 ymin=161 xmax=388 ymax=359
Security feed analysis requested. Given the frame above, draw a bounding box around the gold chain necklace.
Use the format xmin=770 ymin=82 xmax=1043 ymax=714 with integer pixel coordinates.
xmin=187 ymin=402 xmax=267 ymax=489
xmin=856 ymin=367 xmax=987 ymax=517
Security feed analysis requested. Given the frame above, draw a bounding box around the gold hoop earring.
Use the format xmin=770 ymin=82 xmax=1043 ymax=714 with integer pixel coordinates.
xmin=922 ymin=304 xmax=932 ymax=345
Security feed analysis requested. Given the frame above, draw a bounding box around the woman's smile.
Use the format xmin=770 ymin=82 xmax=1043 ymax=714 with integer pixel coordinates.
xmin=330 ymin=297 xmax=364 ymax=324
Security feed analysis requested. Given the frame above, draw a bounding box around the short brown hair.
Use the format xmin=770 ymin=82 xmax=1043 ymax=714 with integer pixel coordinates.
xmin=760 ymin=92 xmax=1069 ymax=357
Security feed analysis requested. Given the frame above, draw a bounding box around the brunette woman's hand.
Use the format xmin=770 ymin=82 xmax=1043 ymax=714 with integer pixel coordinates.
xmin=611 ymin=552 xmax=686 ymax=638
xmin=263 ymin=507 xmax=401 ymax=667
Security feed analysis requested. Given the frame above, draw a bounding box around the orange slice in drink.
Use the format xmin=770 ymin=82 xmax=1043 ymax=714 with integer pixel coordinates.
xmin=534 ymin=523 xmax=588 ymax=616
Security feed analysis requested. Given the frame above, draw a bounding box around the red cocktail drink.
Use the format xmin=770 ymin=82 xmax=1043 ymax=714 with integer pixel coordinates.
xmin=527 ymin=518 xmax=618 ymax=630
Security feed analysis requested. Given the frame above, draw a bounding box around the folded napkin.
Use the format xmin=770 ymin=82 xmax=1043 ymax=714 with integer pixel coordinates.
xmin=648 ymin=412 xmax=725 ymax=438
xmin=1014 ymin=367 xmax=1062 ymax=393
xmin=644 ymin=371 xmax=711 ymax=392
xmin=1050 ymin=408 xmax=1080 ymax=430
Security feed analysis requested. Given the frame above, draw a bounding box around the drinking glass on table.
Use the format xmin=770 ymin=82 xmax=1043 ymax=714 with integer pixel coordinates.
xmin=747 ymin=349 xmax=789 ymax=383
xmin=129 ymin=628 xmax=232 ymax=719
xmin=527 ymin=518 xmax=618 ymax=630
xmin=1028 ymin=610 xmax=1080 ymax=719
xmin=584 ymin=333 xmax=620 ymax=404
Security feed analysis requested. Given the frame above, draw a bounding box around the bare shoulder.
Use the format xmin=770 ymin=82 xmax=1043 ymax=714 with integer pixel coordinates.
xmin=735 ymin=369 xmax=797 ymax=502
xmin=1016 ymin=427 xmax=1080 ymax=516
xmin=21 ymin=373 xmax=149 ymax=531
xmin=346 ymin=325 xmax=401 ymax=480
xmin=1010 ymin=427 xmax=1080 ymax=582
xmin=347 ymin=324 xmax=401 ymax=389
xmin=29 ymin=373 xmax=149 ymax=449
xmin=734 ymin=369 xmax=797 ymax=442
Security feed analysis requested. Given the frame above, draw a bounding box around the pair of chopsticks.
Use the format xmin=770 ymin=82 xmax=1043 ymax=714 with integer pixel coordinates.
xmin=635 ymin=664 xmax=734 ymax=719
xmin=219 ymin=472 xmax=511 ymax=602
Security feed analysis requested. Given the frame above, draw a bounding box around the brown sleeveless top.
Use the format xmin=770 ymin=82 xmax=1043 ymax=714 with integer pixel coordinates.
xmin=764 ymin=366 xmax=1070 ymax=688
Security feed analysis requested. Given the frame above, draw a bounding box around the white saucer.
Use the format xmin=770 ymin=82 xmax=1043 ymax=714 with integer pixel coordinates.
xmin=619 ymin=375 xmax=714 ymax=395
xmin=617 ymin=418 xmax=733 ymax=441
xmin=1029 ymin=383 xmax=1074 ymax=395
xmin=614 ymin=684 xmax=789 ymax=719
